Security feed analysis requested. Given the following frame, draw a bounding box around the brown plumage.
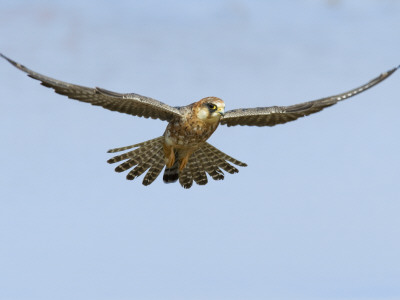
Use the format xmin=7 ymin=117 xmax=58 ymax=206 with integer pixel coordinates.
xmin=1 ymin=53 xmax=398 ymax=188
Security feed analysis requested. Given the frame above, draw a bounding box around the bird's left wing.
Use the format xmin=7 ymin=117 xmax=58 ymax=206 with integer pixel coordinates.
xmin=1 ymin=54 xmax=182 ymax=122
xmin=221 ymin=66 xmax=399 ymax=127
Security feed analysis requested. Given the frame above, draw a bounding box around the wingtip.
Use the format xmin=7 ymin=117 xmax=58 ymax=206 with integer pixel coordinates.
xmin=382 ymin=64 xmax=400 ymax=77
xmin=1 ymin=53 xmax=14 ymax=64
xmin=0 ymin=53 xmax=25 ymax=70
xmin=0 ymin=53 xmax=11 ymax=62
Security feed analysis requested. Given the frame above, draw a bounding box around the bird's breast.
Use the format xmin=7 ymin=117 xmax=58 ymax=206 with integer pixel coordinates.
xmin=164 ymin=117 xmax=219 ymax=148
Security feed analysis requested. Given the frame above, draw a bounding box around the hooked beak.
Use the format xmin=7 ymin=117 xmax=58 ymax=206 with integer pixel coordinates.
xmin=217 ymin=107 xmax=225 ymax=117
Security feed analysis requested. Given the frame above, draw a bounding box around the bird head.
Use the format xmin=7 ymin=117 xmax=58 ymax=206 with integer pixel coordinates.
xmin=196 ymin=97 xmax=225 ymax=123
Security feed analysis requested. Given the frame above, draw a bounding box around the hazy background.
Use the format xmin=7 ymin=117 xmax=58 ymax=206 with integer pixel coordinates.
xmin=1 ymin=0 xmax=399 ymax=299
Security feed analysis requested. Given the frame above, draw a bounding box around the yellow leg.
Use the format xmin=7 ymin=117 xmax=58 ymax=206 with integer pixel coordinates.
xmin=179 ymin=155 xmax=189 ymax=171
xmin=164 ymin=145 xmax=175 ymax=168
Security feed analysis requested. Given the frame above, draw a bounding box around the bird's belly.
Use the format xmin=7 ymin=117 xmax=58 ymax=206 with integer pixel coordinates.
xmin=164 ymin=120 xmax=217 ymax=149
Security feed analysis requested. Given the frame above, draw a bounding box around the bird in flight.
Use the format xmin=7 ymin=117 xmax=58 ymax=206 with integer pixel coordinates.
xmin=1 ymin=53 xmax=398 ymax=188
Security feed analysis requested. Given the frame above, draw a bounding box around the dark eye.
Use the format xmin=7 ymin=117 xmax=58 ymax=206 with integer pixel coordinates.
xmin=207 ymin=103 xmax=217 ymax=111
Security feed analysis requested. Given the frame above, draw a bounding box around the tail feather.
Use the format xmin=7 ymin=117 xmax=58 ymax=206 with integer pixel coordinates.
xmin=143 ymin=152 xmax=165 ymax=186
xmin=108 ymin=136 xmax=166 ymax=184
xmin=189 ymin=151 xmax=208 ymax=185
xmin=107 ymin=137 xmax=164 ymax=154
xmin=204 ymin=143 xmax=247 ymax=167
xmin=107 ymin=144 xmax=138 ymax=154
xmin=107 ymin=147 xmax=144 ymax=164
xmin=201 ymin=143 xmax=239 ymax=174
xmin=114 ymin=142 xmax=161 ymax=172
xmin=179 ymin=163 xmax=193 ymax=189
xmin=217 ymin=161 xmax=238 ymax=174
xmin=196 ymin=147 xmax=225 ymax=181
xmin=114 ymin=158 xmax=139 ymax=173
xmin=107 ymin=137 xmax=246 ymax=188
xmin=127 ymin=144 xmax=163 ymax=180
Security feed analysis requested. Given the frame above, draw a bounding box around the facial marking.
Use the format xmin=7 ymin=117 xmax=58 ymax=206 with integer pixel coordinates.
xmin=196 ymin=107 xmax=209 ymax=120
xmin=195 ymin=97 xmax=225 ymax=123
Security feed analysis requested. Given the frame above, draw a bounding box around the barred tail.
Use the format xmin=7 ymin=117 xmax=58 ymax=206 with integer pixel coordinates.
xmin=107 ymin=136 xmax=165 ymax=186
xmin=107 ymin=139 xmax=247 ymax=188
xmin=177 ymin=142 xmax=247 ymax=189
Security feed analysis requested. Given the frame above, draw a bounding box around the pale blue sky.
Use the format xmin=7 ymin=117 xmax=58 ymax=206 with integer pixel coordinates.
xmin=1 ymin=1 xmax=400 ymax=299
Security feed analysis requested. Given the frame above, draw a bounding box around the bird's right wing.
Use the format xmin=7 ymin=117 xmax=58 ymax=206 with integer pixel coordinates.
xmin=1 ymin=54 xmax=182 ymax=122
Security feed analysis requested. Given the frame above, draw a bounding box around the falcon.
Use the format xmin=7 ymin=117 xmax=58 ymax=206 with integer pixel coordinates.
xmin=1 ymin=53 xmax=398 ymax=188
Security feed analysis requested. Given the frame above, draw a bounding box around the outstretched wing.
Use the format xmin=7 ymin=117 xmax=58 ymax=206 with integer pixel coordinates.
xmin=221 ymin=66 xmax=399 ymax=127
xmin=1 ymin=54 xmax=182 ymax=122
